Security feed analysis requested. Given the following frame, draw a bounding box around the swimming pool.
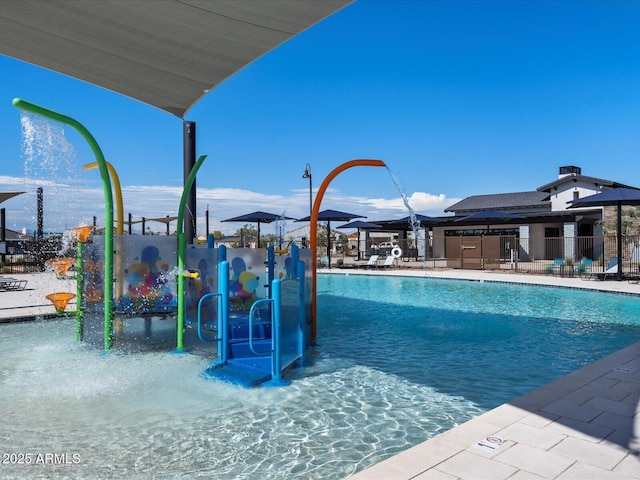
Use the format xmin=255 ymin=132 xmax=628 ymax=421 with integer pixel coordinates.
xmin=2 ymin=274 xmax=640 ymax=479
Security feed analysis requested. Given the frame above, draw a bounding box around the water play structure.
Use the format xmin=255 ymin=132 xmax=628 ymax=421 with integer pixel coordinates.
xmin=13 ymin=98 xmax=391 ymax=387
xmin=14 ymin=98 xmax=312 ymax=387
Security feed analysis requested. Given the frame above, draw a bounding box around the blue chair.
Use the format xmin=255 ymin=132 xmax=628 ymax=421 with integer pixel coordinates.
xmin=545 ymin=258 xmax=564 ymax=276
xmin=576 ymin=259 xmax=593 ymax=279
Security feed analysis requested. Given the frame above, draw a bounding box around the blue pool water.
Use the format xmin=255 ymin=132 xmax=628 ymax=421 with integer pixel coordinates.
xmin=2 ymin=274 xmax=639 ymax=479
xmin=316 ymin=274 xmax=640 ymax=410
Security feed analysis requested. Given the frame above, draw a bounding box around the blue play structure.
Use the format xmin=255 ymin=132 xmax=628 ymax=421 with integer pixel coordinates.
xmin=80 ymin=236 xmax=312 ymax=387
xmin=188 ymin=244 xmax=310 ymax=387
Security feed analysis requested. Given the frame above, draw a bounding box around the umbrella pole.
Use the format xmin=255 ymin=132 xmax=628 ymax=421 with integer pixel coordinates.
xmin=327 ymin=220 xmax=331 ymax=269
xmin=257 ymin=222 xmax=261 ymax=248
xmin=617 ymin=202 xmax=623 ymax=281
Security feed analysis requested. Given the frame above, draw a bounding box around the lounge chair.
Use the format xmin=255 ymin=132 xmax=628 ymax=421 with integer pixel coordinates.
xmin=360 ymin=255 xmax=379 ymax=269
xmin=593 ymin=257 xmax=618 ymax=281
xmin=0 ymin=276 xmax=28 ymax=291
xmin=377 ymin=255 xmax=396 ymax=269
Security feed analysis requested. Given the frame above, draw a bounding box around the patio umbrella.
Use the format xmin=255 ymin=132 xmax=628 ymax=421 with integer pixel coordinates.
xmin=454 ymin=210 xmax=525 ymax=232
xmin=297 ymin=209 xmax=365 ymax=268
xmin=568 ymin=188 xmax=640 ymax=281
xmin=337 ymin=220 xmax=382 ymax=261
xmin=222 ymin=211 xmax=296 ymax=248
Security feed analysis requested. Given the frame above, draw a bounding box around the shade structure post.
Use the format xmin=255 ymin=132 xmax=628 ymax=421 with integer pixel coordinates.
xmin=183 ymin=121 xmax=196 ymax=244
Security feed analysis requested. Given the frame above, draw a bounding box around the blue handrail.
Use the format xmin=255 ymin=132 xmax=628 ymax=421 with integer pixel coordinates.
xmin=196 ymin=292 xmax=223 ymax=344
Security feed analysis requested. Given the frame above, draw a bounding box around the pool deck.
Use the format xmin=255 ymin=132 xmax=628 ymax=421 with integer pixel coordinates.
xmin=2 ymin=270 xmax=639 ymax=479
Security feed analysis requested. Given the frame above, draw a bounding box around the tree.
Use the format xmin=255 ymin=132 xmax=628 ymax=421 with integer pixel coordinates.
xmin=598 ymin=206 xmax=640 ymax=238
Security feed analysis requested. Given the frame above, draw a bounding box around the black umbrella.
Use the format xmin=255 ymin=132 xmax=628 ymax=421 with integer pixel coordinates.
xmin=454 ymin=210 xmax=525 ymax=232
xmin=337 ymin=220 xmax=382 ymax=261
xmin=222 ymin=211 xmax=296 ymax=248
xmin=297 ymin=209 xmax=365 ymax=268
xmin=568 ymin=188 xmax=640 ymax=280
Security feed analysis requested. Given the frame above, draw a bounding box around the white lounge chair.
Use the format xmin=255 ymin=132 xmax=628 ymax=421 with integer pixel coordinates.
xmin=593 ymin=257 xmax=618 ymax=281
xmin=377 ymin=255 xmax=396 ymax=269
xmin=360 ymin=255 xmax=379 ymax=269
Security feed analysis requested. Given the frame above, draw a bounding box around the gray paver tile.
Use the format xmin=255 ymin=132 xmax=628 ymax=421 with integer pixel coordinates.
xmin=539 ymin=402 xmax=601 ymax=423
xmin=584 ymin=396 xmax=638 ymax=417
xmin=556 ymin=461 xmax=637 ymax=480
xmin=494 ymin=444 xmax=574 ymax=478
xmin=519 ymin=412 xmax=558 ymax=428
xmin=494 ymin=422 xmax=565 ymax=450
xmin=591 ymin=411 xmax=635 ymax=433
xmin=543 ymin=416 xmax=613 ymax=443
xmin=612 ymin=453 xmax=640 ymax=478
xmin=437 ymin=451 xmax=516 ymax=480
xmin=413 ymin=468 xmax=459 ymax=480
xmin=549 ymin=436 xmax=627 ymax=470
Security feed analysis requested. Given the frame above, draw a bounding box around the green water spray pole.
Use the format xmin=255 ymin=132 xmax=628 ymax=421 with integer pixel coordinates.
xmin=175 ymin=154 xmax=208 ymax=352
xmin=13 ymin=98 xmax=115 ymax=351
xmin=76 ymin=241 xmax=84 ymax=341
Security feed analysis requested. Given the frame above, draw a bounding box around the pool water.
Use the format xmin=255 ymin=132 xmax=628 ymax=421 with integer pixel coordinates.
xmin=2 ymin=275 xmax=640 ymax=479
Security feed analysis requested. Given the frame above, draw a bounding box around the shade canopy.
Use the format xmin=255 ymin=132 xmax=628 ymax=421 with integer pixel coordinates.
xmin=297 ymin=209 xmax=364 ymax=269
xmin=567 ymin=188 xmax=640 ymax=208
xmin=223 ymin=211 xmax=295 ymax=224
xmin=296 ymin=209 xmax=365 ymax=222
xmin=0 ymin=192 xmax=26 ymax=204
xmin=147 ymin=215 xmax=179 ymax=235
xmin=568 ymin=187 xmax=640 ymax=280
xmin=0 ymin=1 xmax=352 ymax=118
xmin=336 ymin=220 xmax=382 ymax=230
xmin=222 ymin=211 xmax=295 ymax=248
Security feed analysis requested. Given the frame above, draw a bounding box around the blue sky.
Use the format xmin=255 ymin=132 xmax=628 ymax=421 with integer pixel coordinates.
xmin=1 ymin=0 xmax=640 ymax=236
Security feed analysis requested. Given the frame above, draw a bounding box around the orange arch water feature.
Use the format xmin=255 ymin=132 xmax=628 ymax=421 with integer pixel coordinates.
xmin=309 ymin=159 xmax=386 ymax=344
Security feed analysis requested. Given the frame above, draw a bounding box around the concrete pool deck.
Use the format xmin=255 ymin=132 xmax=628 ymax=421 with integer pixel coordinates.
xmin=1 ymin=269 xmax=639 ymax=479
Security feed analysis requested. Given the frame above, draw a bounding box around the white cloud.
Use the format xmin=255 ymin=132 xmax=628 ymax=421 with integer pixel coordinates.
xmin=0 ymin=175 xmax=460 ymax=236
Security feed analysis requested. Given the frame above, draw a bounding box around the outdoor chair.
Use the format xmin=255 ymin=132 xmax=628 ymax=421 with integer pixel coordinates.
xmin=361 ymin=255 xmax=379 ymax=269
xmin=545 ymin=258 xmax=564 ymax=276
xmin=576 ymin=259 xmax=593 ymax=280
xmin=0 ymin=276 xmax=28 ymax=291
xmin=593 ymin=257 xmax=619 ymax=281
xmin=377 ymin=255 xmax=396 ymax=269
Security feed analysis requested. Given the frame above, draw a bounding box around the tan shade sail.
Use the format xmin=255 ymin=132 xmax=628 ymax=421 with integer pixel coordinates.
xmin=0 ymin=0 xmax=352 ymax=118
xmin=0 ymin=192 xmax=26 ymax=205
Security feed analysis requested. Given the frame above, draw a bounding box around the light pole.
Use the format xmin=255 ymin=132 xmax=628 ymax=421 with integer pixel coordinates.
xmin=302 ymin=163 xmax=312 ymax=218
xmin=302 ymin=163 xmax=312 ymax=247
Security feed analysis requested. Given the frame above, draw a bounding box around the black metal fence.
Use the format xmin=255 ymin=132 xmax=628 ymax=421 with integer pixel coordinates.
xmin=325 ymin=235 xmax=640 ymax=276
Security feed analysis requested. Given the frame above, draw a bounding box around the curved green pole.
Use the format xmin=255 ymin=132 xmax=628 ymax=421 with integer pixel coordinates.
xmin=175 ymin=154 xmax=208 ymax=352
xmin=13 ymin=98 xmax=115 ymax=351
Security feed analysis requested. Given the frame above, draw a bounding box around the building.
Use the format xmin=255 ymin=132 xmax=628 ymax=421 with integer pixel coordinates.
xmin=433 ymin=166 xmax=639 ymax=266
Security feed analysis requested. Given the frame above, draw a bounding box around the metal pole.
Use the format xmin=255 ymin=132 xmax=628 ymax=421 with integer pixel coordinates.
xmin=183 ymin=121 xmax=196 ymax=244
xmin=36 ymin=187 xmax=43 ymax=240
xmin=206 ymin=205 xmax=210 ymax=236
